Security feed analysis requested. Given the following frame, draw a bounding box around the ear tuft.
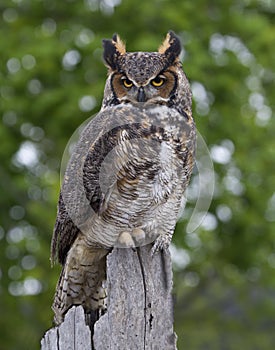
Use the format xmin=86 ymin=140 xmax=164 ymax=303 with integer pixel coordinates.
xmin=113 ymin=34 xmax=126 ymax=55
xmin=102 ymin=34 xmax=126 ymax=71
xmin=102 ymin=39 xmax=117 ymax=70
xmin=158 ymin=31 xmax=182 ymax=63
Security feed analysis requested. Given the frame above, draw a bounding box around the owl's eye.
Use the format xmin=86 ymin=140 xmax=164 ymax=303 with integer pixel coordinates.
xmin=121 ymin=77 xmax=133 ymax=88
xmin=151 ymin=76 xmax=165 ymax=87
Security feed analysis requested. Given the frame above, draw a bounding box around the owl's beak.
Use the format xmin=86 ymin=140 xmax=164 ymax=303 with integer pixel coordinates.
xmin=137 ymin=87 xmax=146 ymax=102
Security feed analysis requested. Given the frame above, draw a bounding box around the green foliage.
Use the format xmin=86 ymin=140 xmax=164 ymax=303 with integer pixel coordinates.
xmin=0 ymin=0 xmax=274 ymax=349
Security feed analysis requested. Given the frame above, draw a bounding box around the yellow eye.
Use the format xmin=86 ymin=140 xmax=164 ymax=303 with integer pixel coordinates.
xmin=122 ymin=77 xmax=133 ymax=88
xmin=151 ymin=76 xmax=165 ymax=87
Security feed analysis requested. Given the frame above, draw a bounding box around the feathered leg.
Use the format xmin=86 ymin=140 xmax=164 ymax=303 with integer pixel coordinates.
xmin=52 ymin=236 xmax=109 ymax=325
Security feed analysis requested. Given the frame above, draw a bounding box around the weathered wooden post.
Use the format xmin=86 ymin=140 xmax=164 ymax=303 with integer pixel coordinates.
xmin=41 ymin=245 xmax=177 ymax=349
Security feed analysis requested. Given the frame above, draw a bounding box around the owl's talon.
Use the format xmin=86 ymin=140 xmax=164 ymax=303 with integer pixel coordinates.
xmin=151 ymin=235 xmax=170 ymax=256
xmin=131 ymin=228 xmax=146 ymax=242
xmin=117 ymin=231 xmax=135 ymax=248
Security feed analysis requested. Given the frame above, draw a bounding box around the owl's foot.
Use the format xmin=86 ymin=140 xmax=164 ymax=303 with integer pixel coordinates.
xmin=117 ymin=231 xmax=135 ymax=248
xmin=131 ymin=228 xmax=146 ymax=242
xmin=151 ymin=234 xmax=170 ymax=256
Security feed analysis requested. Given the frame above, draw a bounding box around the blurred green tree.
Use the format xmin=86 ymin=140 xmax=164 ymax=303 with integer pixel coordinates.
xmin=0 ymin=0 xmax=274 ymax=349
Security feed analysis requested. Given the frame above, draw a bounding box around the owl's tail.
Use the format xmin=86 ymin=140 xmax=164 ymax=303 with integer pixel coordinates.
xmin=52 ymin=237 xmax=110 ymax=325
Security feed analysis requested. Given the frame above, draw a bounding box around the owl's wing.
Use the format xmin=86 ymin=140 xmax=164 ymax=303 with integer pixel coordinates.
xmin=51 ymin=107 xmax=124 ymax=263
xmin=51 ymin=193 xmax=80 ymax=265
xmin=51 ymin=111 xmax=137 ymax=263
xmin=51 ymin=110 xmax=108 ymax=265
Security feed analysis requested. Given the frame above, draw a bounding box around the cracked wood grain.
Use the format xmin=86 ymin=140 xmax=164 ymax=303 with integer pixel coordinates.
xmin=41 ymin=306 xmax=92 ymax=350
xmin=93 ymin=245 xmax=177 ymax=349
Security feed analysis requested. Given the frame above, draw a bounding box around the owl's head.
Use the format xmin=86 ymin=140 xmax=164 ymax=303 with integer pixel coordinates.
xmin=101 ymin=31 xmax=192 ymax=118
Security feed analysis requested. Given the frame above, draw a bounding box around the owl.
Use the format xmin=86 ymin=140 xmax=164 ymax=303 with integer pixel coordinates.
xmin=51 ymin=31 xmax=196 ymax=325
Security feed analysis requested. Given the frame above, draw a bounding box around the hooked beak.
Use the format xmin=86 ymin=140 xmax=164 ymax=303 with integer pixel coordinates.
xmin=137 ymin=87 xmax=146 ymax=102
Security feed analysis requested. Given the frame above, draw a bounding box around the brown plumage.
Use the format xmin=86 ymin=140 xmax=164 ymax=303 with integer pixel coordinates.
xmin=51 ymin=31 xmax=196 ymax=324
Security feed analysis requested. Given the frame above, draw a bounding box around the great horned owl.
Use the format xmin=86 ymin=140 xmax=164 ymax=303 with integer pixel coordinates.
xmin=51 ymin=31 xmax=196 ymax=325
